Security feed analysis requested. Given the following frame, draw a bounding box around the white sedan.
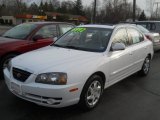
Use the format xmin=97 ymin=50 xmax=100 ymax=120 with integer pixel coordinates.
xmin=4 ymin=24 xmax=153 ymax=110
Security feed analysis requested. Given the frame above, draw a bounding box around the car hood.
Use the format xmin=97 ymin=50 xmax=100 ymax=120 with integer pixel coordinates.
xmin=12 ymin=46 xmax=102 ymax=74
xmin=0 ymin=37 xmax=23 ymax=48
xmin=0 ymin=37 xmax=21 ymax=43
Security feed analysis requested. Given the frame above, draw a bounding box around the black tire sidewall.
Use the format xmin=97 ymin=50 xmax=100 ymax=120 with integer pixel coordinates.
xmin=79 ymin=75 xmax=104 ymax=110
xmin=0 ymin=54 xmax=17 ymax=73
xmin=142 ymin=57 xmax=150 ymax=75
xmin=139 ymin=56 xmax=151 ymax=76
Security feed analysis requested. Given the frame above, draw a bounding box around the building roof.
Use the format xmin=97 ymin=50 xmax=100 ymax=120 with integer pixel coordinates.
xmin=45 ymin=12 xmax=88 ymax=22
xmin=15 ymin=14 xmax=47 ymax=20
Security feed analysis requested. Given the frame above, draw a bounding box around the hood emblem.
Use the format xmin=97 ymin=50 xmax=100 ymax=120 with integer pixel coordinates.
xmin=16 ymin=73 xmax=21 ymax=78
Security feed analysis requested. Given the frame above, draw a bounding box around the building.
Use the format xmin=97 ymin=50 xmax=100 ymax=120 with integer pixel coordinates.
xmin=0 ymin=14 xmax=47 ymax=25
xmin=45 ymin=12 xmax=88 ymax=25
xmin=0 ymin=12 xmax=88 ymax=25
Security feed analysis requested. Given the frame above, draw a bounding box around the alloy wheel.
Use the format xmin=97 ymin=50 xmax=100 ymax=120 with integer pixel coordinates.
xmin=143 ymin=58 xmax=150 ymax=74
xmin=86 ymin=80 xmax=102 ymax=107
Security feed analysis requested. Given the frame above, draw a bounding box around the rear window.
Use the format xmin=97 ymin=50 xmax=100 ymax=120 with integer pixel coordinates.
xmin=135 ymin=22 xmax=156 ymax=31
xmin=136 ymin=25 xmax=149 ymax=33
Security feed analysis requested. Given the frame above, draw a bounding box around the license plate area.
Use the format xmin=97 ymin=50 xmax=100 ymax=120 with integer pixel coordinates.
xmin=11 ymin=82 xmax=21 ymax=95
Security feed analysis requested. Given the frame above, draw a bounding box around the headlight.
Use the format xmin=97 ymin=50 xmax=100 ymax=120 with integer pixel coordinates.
xmin=35 ymin=72 xmax=67 ymax=85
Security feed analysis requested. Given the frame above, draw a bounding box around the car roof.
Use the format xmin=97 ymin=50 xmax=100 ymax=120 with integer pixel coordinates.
xmin=78 ymin=24 xmax=115 ymax=29
xmin=135 ymin=21 xmax=160 ymax=23
xmin=79 ymin=24 xmax=138 ymax=29
xmin=24 ymin=22 xmax=74 ymax=25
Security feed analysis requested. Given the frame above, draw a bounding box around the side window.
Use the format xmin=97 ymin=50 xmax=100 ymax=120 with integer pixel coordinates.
xmin=35 ymin=25 xmax=57 ymax=39
xmin=59 ymin=24 xmax=74 ymax=35
xmin=155 ymin=23 xmax=160 ymax=30
xmin=112 ymin=29 xmax=130 ymax=46
xmin=146 ymin=23 xmax=151 ymax=30
xmin=136 ymin=23 xmax=147 ymax=29
xmin=127 ymin=28 xmax=144 ymax=44
xmin=139 ymin=32 xmax=144 ymax=42
xmin=151 ymin=23 xmax=156 ymax=30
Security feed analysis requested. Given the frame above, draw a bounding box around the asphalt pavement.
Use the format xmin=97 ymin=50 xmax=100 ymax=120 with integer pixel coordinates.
xmin=0 ymin=51 xmax=160 ymax=120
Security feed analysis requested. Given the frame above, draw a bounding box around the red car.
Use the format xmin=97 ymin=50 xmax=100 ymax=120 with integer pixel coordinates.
xmin=0 ymin=22 xmax=75 ymax=75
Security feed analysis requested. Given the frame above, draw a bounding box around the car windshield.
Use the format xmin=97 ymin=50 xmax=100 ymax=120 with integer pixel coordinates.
xmin=136 ymin=25 xmax=150 ymax=33
xmin=53 ymin=27 xmax=113 ymax=52
xmin=2 ymin=23 xmax=37 ymax=39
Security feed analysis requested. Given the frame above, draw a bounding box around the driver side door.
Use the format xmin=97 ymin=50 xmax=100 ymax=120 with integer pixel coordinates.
xmin=108 ymin=28 xmax=134 ymax=83
xmin=29 ymin=24 xmax=57 ymax=50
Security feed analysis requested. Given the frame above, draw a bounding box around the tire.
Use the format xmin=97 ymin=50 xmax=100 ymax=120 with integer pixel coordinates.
xmin=138 ymin=56 xmax=151 ymax=76
xmin=79 ymin=75 xmax=104 ymax=110
xmin=0 ymin=54 xmax=17 ymax=77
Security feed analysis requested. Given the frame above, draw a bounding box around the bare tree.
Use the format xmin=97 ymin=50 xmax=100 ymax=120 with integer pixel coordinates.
xmin=146 ymin=0 xmax=155 ymax=18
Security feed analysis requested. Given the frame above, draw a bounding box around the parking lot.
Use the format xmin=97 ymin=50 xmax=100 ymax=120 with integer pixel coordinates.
xmin=0 ymin=25 xmax=12 ymax=35
xmin=0 ymin=50 xmax=160 ymax=120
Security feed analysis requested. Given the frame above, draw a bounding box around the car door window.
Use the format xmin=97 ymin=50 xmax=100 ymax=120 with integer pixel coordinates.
xmin=127 ymin=28 xmax=144 ymax=44
xmin=59 ymin=24 xmax=74 ymax=35
xmin=136 ymin=23 xmax=147 ymax=28
xmin=151 ymin=23 xmax=156 ymax=30
xmin=35 ymin=25 xmax=57 ymax=39
xmin=112 ymin=28 xmax=130 ymax=46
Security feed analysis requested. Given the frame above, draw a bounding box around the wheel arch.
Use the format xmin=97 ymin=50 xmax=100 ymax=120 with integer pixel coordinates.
xmin=79 ymin=71 xmax=106 ymax=109
xmin=147 ymin=53 xmax=152 ymax=59
xmin=0 ymin=51 xmax=21 ymax=62
xmin=82 ymin=71 xmax=106 ymax=92
xmin=91 ymin=71 xmax=106 ymax=85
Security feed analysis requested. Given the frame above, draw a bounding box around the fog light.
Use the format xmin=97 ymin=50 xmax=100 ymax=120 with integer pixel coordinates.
xmin=47 ymin=98 xmax=56 ymax=105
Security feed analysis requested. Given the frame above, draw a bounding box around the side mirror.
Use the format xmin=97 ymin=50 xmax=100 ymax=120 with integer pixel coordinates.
xmin=111 ymin=43 xmax=126 ymax=51
xmin=33 ymin=35 xmax=43 ymax=41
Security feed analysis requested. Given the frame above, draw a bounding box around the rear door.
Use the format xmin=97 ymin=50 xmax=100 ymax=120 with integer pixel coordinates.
xmin=29 ymin=24 xmax=58 ymax=50
xmin=108 ymin=28 xmax=134 ymax=83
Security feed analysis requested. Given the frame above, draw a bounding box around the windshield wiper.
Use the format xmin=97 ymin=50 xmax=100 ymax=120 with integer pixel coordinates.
xmin=64 ymin=45 xmax=81 ymax=50
xmin=53 ymin=44 xmax=65 ymax=48
xmin=53 ymin=44 xmax=81 ymax=50
xmin=2 ymin=36 xmax=14 ymax=39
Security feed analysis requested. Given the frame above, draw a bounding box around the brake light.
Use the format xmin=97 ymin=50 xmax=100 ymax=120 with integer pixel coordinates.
xmin=145 ymin=35 xmax=152 ymax=41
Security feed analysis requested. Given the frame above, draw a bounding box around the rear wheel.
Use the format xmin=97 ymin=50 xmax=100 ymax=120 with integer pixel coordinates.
xmin=138 ymin=56 xmax=151 ymax=76
xmin=79 ymin=75 xmax=104 ymax=110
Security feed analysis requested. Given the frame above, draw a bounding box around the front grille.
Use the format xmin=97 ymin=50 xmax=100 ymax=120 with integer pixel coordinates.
xmin=12 ymin=67 xmax=31 ymax=82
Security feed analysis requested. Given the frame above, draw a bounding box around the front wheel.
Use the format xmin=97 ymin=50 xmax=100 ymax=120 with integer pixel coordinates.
xmin=79 ymin=75 xmax=104 ymax=110
xmin=138 ymin=56 xmax=151 ymax=76
xmin=0 ymin=54 xmax=17 ymax=77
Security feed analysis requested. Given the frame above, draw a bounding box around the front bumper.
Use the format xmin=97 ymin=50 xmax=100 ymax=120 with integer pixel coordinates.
xmin=4 ymin=68 xmax=82 ymax=108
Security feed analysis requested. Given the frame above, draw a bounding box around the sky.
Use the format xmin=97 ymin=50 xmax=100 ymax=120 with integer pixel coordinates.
xmin=69 ymin=0 xmax=148 ymax=15
xmin=31 ymin=0 xmax=147 ymax=10
xmin=72 ymin=0 xmax=147 ymax=9
xmin=30 ymin=0 xmax=148 ymax=15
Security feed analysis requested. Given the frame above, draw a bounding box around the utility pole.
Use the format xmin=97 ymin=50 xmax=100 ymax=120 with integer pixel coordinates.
xmin=93 ymin=0 xmax=97 ymax=24
xmin=133 ymin=0 xmax=136 ymax=22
